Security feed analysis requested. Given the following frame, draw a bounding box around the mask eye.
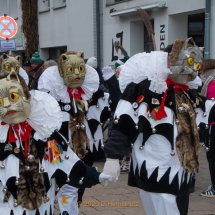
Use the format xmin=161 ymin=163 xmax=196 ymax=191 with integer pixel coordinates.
xmin=5 ymin=65 xmax=11 ymax=71
xmin=9 ymin=92 xmax=19 ymax=102
xmin=78 ymin=66 xmax=85 ymax=72
xmin=187 ymin=57 xmax=194 ymax=66
xmin=0 ymin=98 xmax=3 ymax=106
xmin=67 ymin=67 xmax=74 ymax=73
xmin=14 ymin=66 xmax=20 ymax=72
xmin=196 ymin=62 xmax=202 ymax=71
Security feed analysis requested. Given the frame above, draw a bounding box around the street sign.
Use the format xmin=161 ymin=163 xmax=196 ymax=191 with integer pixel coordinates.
xmin=0 ymin=15 xmax=18 ymax=39
xmin=0 ymin=39 xmax=16 ymax=51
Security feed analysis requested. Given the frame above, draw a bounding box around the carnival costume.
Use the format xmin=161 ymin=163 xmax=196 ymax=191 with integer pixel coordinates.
xmin=38 ymin=52 xmax=113 ymax=215
xmin=103 ymin=38 xmax=215 ymax=215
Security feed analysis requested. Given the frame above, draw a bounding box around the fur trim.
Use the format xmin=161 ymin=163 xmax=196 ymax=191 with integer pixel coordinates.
xmin=175 ymin=91 xmax=201 ymax=173
xmin=69 ymin=99 xmax=89 ymax=159
xmin=169 ymin=39 xmax=186 ymax=62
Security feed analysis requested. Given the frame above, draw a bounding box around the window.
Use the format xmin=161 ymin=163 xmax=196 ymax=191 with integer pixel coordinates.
xmin=188 ymin=13 xmax=205 ymax=47
xmin=144 ymin=20 xmax=154 ymax=53
xmin=38 ymin=0 xmax=50 ymax=13
xmin=53 ymin=0 xmax=66 ymax=9
xmin=106 ymin=0 xmax=130 ymax=6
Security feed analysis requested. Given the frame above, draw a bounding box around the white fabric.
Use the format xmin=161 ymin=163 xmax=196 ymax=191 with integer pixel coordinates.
xmin=103 ymin=158 xmax=120 ymax=182
xmin=102 ymin=66 xmax=115 ymax=81
xmin=119 ymin=51 xmax=172 ymax=93
xmin=139 ymin=189 xmax=180 ymax=215
xmin=186 ymin=76 xmax=202 ymax=89
xmin=0 ymin=90 xmax=62 ymax=143
xmin=19 ymin=67 xmax=29 ymax=86
xmin=57 ymin=184 xmax=79 ymax=215
xmin=38 ymin=64 xmax=99 ymax=102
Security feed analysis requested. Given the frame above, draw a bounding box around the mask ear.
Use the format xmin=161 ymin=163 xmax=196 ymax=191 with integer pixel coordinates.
xmin=62 ymin=54 xmax=68 ymax=62
xmin=15 ymin=55 xmax=20 ymax=62
xmin=6 ymin=71 xmax=20 ymax=83
xmin=2 ymin=53 xmax=9 ymax=60
xmin=77 ymin=52 xmax=84 ymax=59
xmin=182 ymin=37 xmax=196 ymax=50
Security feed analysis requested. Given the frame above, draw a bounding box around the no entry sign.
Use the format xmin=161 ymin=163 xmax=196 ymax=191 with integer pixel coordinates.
xmin=0 ymin=15 xmax=18 ymax=39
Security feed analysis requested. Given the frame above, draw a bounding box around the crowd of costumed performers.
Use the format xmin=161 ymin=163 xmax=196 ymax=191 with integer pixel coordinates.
xmin=0 ymin=53 xmax=114 ymax=215
xmin=102 ymin=37 xmax=215 ymax=215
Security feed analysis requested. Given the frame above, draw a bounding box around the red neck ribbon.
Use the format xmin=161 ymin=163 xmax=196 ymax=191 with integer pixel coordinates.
xmin=67 ymin=87 xmax=85 ymax=99
xmin=156 ymin=78 xmax=189 ymax=120
xmin=1 ymin=121 xmax=32 ymax=158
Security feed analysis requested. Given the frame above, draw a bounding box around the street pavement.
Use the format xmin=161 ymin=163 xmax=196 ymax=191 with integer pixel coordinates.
xmin=54 ymin=149 xmax=215 ymax=215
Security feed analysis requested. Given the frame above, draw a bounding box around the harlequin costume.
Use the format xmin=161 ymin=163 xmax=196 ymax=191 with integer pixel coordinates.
xmin=38 ymin=52 xmax=114 ymax=215
xmin=103 ymin=38 xmax=215 ymax=215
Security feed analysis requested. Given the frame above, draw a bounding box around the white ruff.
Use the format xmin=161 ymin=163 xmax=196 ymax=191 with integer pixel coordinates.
xmin=0 ymin=90 xmax=63 ymax=142
xmin=119 ymin=51 xmax=172 ymax=94
xmin=38 ymin=65 xmax=99 ymax=102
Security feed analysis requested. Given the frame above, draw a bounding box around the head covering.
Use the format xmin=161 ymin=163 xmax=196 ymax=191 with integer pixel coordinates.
xmin=30 ymin=52 xmax=44 ymax=65
xmin=23 ymin=60 xmax=31 ymax=67
xmin=86 ymin=57 xmax=97 ymax=68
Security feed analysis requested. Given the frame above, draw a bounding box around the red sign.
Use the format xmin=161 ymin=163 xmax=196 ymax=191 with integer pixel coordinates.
xmin=0 ymin=15 xmax=18 ymax=39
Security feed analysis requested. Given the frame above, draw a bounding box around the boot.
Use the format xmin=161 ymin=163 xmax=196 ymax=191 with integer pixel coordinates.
xmin=190 ymin=178 xmax=195 ymax=193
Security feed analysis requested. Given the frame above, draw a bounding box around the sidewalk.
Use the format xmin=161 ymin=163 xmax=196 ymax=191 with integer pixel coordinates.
xmin=54 ymin=150 xmax=215 ymax=215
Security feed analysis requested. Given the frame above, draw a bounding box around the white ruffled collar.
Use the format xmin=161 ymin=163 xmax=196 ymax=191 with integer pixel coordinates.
xmin=0 ymin=90 xmax=62 ymax=143
xmin=38 ymin=65 xmax=99 ymax=103
xmin=119 ymin=51 xmax=172 ymax=94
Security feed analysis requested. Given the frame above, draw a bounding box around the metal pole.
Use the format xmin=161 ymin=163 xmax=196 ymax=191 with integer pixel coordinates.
xmin=204 ymin=0 xmax=211 ymax=59
xmin=96 ymin=0 xmax=101 ymax=68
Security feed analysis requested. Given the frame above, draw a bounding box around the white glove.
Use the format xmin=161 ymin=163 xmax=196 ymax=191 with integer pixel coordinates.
xmin=99 ymin=172 xmax=110 ymax=186
xmin=103 ymin=158 xmax=120 ymax=182
xmin=102 ymin=66 xmax=115 ymax=81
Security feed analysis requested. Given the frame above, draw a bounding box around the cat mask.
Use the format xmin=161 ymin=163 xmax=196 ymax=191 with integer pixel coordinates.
xmin=169 ymin=37 xmax=203 ymax=85
xmin=0 ymin=72 xmax=31 ymax=124
xmin=58 ymin=52 xmax=86 ymax=88
xmin=0 ymin=54 xmax=20 ymax=78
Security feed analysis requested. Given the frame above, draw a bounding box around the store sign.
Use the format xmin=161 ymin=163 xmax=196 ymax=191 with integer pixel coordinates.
xmin=0 ymin=39 xmax=16 ymax=51
xmin=160 ymin=25 xmax=165 ymax=50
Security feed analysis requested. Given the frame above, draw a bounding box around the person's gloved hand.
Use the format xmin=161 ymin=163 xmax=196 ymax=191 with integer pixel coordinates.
xmin=102 ymin=66 xmax=115 ymax=81
xmin=103 ymin=158 xmax=120 ymax=182
xmin=99 ymin=173 xmax=110 ymax=186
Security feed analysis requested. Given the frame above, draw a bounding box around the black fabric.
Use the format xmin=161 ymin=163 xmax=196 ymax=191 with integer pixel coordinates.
xmin=50 ymin=129 xmax=68 ymax=151
xmin=88 ymin=89 xmax=104 ymax=107
xmin=34 ymin=139 xmax=46 ymax=164
xmin=87 ymin=119 xmax=100 ymax=139
xmin=206 ymin=125 xmax=215 ymax=162
xmin=43 ymin=173 xmax=51 ymax=193
xmin=176 ymin=195 xmax=189 ymax=215
xmin=209 ymin=105 xmax=215 ymax=123
xmin=28 ymin=64 xmax=44 ymax=90
xmin=6 ymin=177 xmax=17 ymax=199
xmin=58 ymin=101 xmax=74 ymax=117
xmin=209 ymin=161 xmax=215 ymax=186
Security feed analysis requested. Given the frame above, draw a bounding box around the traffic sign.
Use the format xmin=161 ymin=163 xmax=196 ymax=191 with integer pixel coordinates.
xmin=0 ymin=15 xmax=18 ymax=39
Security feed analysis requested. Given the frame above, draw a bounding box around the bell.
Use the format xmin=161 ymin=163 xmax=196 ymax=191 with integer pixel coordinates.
xmin=76 ymin=124 xmax=80 ymax=129
xmin=201 ymin=143 xmax=205 ymax=147
xmin=25 ymin=166 xmax=30 ymax=171
xmin=15 ymin=180 xmax=19 ymax=185
xmin=100 ymin=122 xmax=103 ymax=126
xmin=170 ymin=151 xmax=175 ymax=156
xmin=40 ymin=167 xmax=45 ymax=173
xmin=73 ymin=118 xmax=76 ymax=121
xmin=45 ymin=197 xmax=50 ymax=202
xmin=178 ymin=106 xmax=184 ymax=113
xmin=203 ymin=112 xmax=207 ymax=117
xmin=114 ymin=119 xmax=118 ymax=124
xmin=79 ymin=177 xmax=84 ymax=185
xmin=66 ymin=177 xmax=70 ymax=183
xmin=2 ymin=188 xmax=7 ymax=193
xmin=139 ymin=146 xmax=143 ymax=150
xmin=175 ymin=119 xmax=179 ymax=124
xmin=197 ymin=126 xmax=200 ymax=131
xmin=205 ymin=124 xmax=209 ymax=129
xmin=135 ymin=125 xmax=138 ymax=130
xmin=109 ymin=100 xmax=112 ymax=104
xmin=147 ymin=113 xmax=151 ymax=118
xmin=93 ymin=139 xmax=97 ymax=142
xmin=54 ymin=199 xmax=58 ymax=204
xmin=102 ymin=97 xmax=105 ymax=100
xmin=56 ymin=186 xmax=60 ymax=191
xmin=205 ymin=147 xmax=210 ymax=152
xmin=108 ymin=107 xmax=111 ymax=111
xmin=14 ymin=202 xmax=18 ymax=207
xmin=96 ymin=105 xmax=99 ymax=108
xmin=27 ymin=154 xmax=35 ymax=161
xmin=0 ymin=165 xmax=5 ymax=170
xmin=101 ymin=143 xmax=104 ymax=149
xmin=131 ymin=143 xmax=134 ymax=148
xmin=152 ymin=128 xmax=156 ymax=133
xmin=65 ymin=155 xmax=69 ymax=160
xmin=134 ymin=112 xmax=138 ymax=116
xmin=85 ymin=116 xmax=88 ymax=120
xmin=81 ymin=124 xmax=85 ymax=130
xmin=211 ymin=98 xmax=215 ymax=101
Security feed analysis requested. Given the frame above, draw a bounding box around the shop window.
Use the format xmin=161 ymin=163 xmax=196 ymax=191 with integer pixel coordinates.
xmin=53 ymin=0 xmax=66 ymax=9
xmin=38 ymin=0 xmax=50 ymax=13
xmin=144 ymin=20 xmax=154 ymax=53
xmin=188 ymin=13 xmax=205 ymax=47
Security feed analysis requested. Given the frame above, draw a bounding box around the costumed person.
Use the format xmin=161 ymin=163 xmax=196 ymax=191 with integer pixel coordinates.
xmin=28 ymin=52 xmax=44 ymax=90
xmin=103 ymin=37 xmax=215 ymax=215
xmin=38 ymin=51 xmax=115 ymax=215
xmin=23 ymin=60 xmax=32 ymax=74
xmin=0 ymin=53 xmax=29 ymax=86
xmin=199 ymin=59 xmax=215 ymax=197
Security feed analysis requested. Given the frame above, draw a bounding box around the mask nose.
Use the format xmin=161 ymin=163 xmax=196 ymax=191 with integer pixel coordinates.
xmin=3 ymin=97 xmax=10 ymax=108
